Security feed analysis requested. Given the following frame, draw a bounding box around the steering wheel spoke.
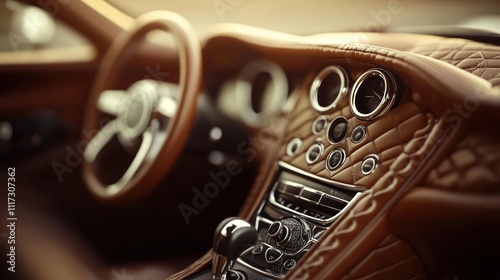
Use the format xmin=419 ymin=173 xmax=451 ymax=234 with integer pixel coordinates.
xmin=81 ymin=11 xmax=201 ymax=203
xmin=97 ymin=90 xmax=128 ymax=116
xmin=84 ymin=119 xmax=122 ymax=163
xmin=107 ymin=128 xmax=155 ymax=195
xmin=156 ymin=94 xmax=178 ymax=118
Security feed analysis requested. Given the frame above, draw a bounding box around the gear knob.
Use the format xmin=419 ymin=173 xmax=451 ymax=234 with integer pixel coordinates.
xmin=212 ymin=217 xmax=257 ymax=279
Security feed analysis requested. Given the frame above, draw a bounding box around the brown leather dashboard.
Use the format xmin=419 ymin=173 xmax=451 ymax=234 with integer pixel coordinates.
xmin=170 ymin=26 xmax=500 ymax=279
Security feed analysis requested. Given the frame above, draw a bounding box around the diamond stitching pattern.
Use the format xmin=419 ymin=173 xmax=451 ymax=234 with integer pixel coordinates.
xmin=408 ymin=40 xmax=500 ymax=89
xmin=281 ymin=87 xmax=429 ymax=188
xmin=425 ymin=131 xmax=500 ymax=192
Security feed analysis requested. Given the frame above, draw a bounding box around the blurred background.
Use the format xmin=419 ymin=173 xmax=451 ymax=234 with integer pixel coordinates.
xmin=108 ymin=0 xmax=500 ymax=37
xmin=1 ymin=0 xmax=500 ymax=52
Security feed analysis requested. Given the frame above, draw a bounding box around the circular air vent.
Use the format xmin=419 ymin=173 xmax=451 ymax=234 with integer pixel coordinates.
xmin=310 ymin=66 xmax=349 ymax=112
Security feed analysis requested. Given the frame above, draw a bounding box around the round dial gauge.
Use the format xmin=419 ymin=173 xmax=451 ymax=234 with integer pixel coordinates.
xmin=350 ymin=69 xmax=397 ymax=121
xmin=310 ymin=66 xmax=348 ymax=112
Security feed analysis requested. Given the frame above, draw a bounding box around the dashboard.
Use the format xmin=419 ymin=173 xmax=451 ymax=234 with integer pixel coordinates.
xmin=175 ymin=24 xmax=500 ymax=280
xmin=236 ymin=60 xmax=430 ymax=277
xmin=2 ymin=1 xmax=500 ymax=280
xmin=124 ymin=22 xmax=488 ymax=279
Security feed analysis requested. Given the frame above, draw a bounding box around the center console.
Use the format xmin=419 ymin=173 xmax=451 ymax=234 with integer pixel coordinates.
xmin=188 ymin=62 xmax=419 ymax=279
xmin=190 ymin=163 xmax=362 ymax=280
xmin=236 ymin=163 xmax=361 ymax=278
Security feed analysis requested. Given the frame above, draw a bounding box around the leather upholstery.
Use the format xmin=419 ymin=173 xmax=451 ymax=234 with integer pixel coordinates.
xmin=389 ymin=187 xmax=500 ymax=278
xmin=407 ymin=39 xmax=500 ymax=89
xmin=405 ymin=39 xmax=500 ymax=193
xmin=171 ymin=26 xmax=500 ymax=280
xmin=340 ymin=235 xmax=426 ymax=280
xmin=287 ymin=118 xmax=443 ymax=280
xmin=281 ymin=94 xmax=430 ymax=189
xmin=425 ymin=129 xmax=500 ymax=192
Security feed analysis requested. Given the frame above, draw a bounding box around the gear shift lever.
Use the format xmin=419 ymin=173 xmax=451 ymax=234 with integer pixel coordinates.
xmin=212 ymin=217 xmax=257 ymax=280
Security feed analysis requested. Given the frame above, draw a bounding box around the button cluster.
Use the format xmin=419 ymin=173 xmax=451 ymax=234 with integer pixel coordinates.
xmin=274 ymin=182 xmax=349 ymax=221
xmin=275 ymin=195 xmax=331 ymax=220
xmin=301 ymin=114 xmax=377 ymax=175
xmin=240 ymin=242 xmax=300 ymax=276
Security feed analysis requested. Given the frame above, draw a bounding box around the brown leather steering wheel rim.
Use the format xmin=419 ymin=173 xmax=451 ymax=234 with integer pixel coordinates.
xmin=81 ymin=11 xmax=201 ymax=204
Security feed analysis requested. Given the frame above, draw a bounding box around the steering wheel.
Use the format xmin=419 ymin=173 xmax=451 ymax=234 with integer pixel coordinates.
xmin=81 ymin=11 xmax=201 ymax=203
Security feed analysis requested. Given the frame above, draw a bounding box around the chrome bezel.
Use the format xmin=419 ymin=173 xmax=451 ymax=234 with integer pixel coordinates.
xmin=326 ymin=116 xmax=348 ymax=144
xmin=286 ymin=137 xmax=302 ymax=157
xmin=235 ymin=59 xmax=289 ymax=127
xmin=311 ymin=115 xmax=327 ymax=135
xmin=325 ymin=148 xmax=347 ymax=171
xmin=350 ymin=68 xmax=397 ymax=121
xmin=305 ymin=142 xmax=324 ymax=164
xmin=310 ymin=66 xmax=349 ymax=112
xmin=361 ymin=154 xmax=379 ymax=175
xmin=350 ymin=125 xmax=367 ymax=144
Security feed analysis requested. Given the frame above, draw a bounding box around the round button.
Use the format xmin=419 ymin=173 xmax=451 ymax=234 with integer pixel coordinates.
xmin=351 ymin=125 xmax=366 ymax=143
xmin=268 ymin=222 xmax=282 ymax=237
xmin=312 ymin=116 xmax=327 ymax=135
xmin=251 ymin=243 xmax=264 ymax=255
xmin=361 ymin=155 xmax=378 ymax=175
xmin=326 ymin=148 xmax=346 ymax=171
xmin=275 ymin=226 xmax=290 ymax=244
xmin=268 ymin=222 xmax=291 ymax=245
xmin=283 ymin=259 xmax=297 ymax=270
xmin=286 ymin=138 xmax=302 ymax=156
xmin=328 ymin=117 xmax=348 ymax=144
xmin=265 ymin=248 xmax=283 ymax=263
xmin=306 ymin=143 xmax=324 ymax=164
xmin=310 ymin=66 xmax=348 ymax=112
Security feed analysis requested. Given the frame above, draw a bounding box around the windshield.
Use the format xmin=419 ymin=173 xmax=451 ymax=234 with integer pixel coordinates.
xmin=107 ymin=0 xmax=500 ymax=37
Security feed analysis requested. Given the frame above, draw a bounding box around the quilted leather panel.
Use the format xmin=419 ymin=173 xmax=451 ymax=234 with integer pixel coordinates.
xmin=288 ymin=112 xmax=441 ymax=280
xmin=407 ymin=39 xmax=500 ymax=89
xmin=188 ymin=30 xmax=500 ymax=280
xmin=341 ymin=235 xmax=426 ymax=280
xmin=425 ymin=130 xmax=500 ymax=192
xmin=280 ymin=85 xmax=430 ymax=189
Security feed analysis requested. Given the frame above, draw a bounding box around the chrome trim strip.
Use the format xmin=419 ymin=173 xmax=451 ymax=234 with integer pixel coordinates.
xmin=278 ymin=161 xmax=366 ymax=191
xmin=269 ymin=179 xmax=363 ymax=225
xmin=255 ymin=216 xmax=274 ymax=231
xmin=278 ymin=180 xmax=349 ymax=204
